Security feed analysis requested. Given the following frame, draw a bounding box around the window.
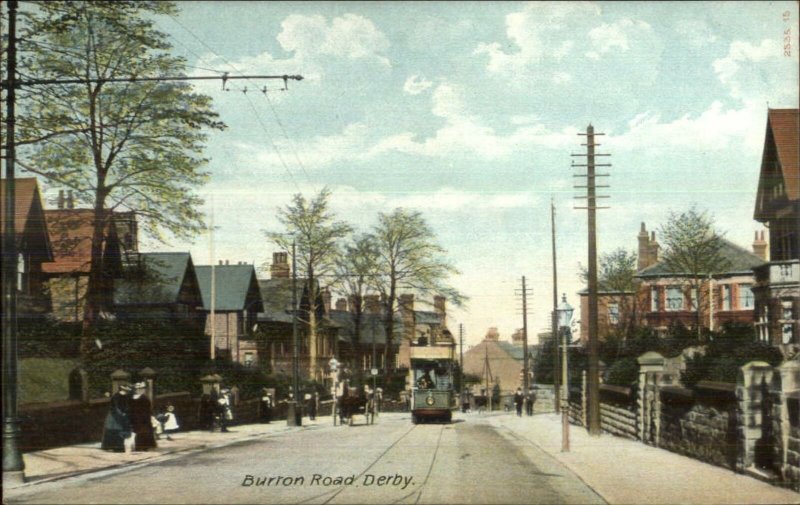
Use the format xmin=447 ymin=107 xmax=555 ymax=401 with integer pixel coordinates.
xmin=16 ymin=253 xmax=26 ymax=293
xmin=666 ymin=286 xmax=683 ymax=311
xmin=689 ymin=289 xmax=698 ymax=311
xmin=721 ymin=285 xmax=731 ymax=311
xmin=780 ymin=301 xmax=795 ymax=344
xmin=608 ymin=303 xmax=619 ymax=325
xmin=651 ymin=287 xmax=660 ymax=311
xmin=738 ymin=284 xmax=754 ymax=309
xmin=244 ymin=352 xmax=254 ymax=367
xmin=756 ymin=307 xmax=769 ymax=342
xmin=783 ymin=324 xmax=794 ymax=344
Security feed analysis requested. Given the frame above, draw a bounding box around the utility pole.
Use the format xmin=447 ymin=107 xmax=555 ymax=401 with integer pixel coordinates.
xmin=551 ymin=200 xmax=560 ymax=413
xmin=518 ymin=276 xmax=531 ymax=392
xmin=2 ymin=0 xmax=25 ymax=487
xmin=289 ymin=239 xmax=301 ymax=426
xmin=573 ymin=124 xmax=610 ymax=436
xmin=209 ymin=201 xmax=216 ymax=361
xmin=483 ymin=344 xmax=493 ymax=410
xmin=459 ymin=324 xmax=465 ymax=399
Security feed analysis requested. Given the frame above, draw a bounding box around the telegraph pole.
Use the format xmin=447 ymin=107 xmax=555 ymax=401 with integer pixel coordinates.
xmin=520 ymin=277 xmax=531 ymax=392
xmin=289 ymin=239 xmax=301 ymax=426
xmin=573 ymin=124 xmax=610 ymax=436
xmin=459 ymin=324 xmax=465 ymax=398
xmin=550 ymin=200 xmax=560 ymax=413
xmin=2 ymin=0 xmax=25 ymax=487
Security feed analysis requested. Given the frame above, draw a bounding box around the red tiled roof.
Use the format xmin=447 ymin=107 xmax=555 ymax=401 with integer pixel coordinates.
xmin=0 ymin=177 xmax=41 ymax=235
xmin=42 ymin=209 xmax=97 ymax=274
xmin=769 ymin=109 xmax=800 ymax=201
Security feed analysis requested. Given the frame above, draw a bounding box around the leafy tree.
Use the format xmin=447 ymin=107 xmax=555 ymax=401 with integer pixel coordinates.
xmin=266 ymin=188 xmax=352 ymax=380
xmin=14 ymin=1 xmax=225 ymax=357
xmin=332 ymin=234 xmax=380 ymax=371
xmin=579 ymin=248 xmax=638 ymax=338
xmin=370 ymin=208 xmax=464 ymax=378
xmin=658 ymin=206 xmax=730 ymax=340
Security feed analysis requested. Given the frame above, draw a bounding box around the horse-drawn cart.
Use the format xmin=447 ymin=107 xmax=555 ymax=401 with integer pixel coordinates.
xmin=337 ymin=388 xmax=375 ymax=426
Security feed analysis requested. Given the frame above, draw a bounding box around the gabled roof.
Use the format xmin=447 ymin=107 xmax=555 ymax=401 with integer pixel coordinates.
xmin=0 ymin=177 xmax=53 ymax=260
xmin=328 ymin=310 xmax=404 ymax=346
xmin=257 ymin=278 xmax=306 ymax=323
xmin=195 ymin=264 xmax=263 ymax=312
xmin=636 ymin=239 xmax=766 ymax=278
xmin=114 ymin=252 xmax=196 ymax=306
xmin=769 ymin=109 xmax=799 ymax=201
xmin=495 ymin=341 xmax=537 ymax=361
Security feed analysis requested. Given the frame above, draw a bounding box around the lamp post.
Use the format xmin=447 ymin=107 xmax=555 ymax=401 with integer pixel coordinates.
xmin=329 ymin=357 xmax=339 ymax=426
xmin=556 ymin=293 xmax=574 ymax=452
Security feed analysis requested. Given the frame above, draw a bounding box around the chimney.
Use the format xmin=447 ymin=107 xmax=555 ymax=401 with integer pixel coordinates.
xmin=322 ymin=287 xmax=332 ymax=315
xmin=365 ymin=294 xmax=381 ymax=314
xmin=485 ymin=327 xmax=500 ymax=341
xmin=433 ymin=295 xmax=446 ymax=328
xmin=58 ymin=190 xmax=65 ymax=209
xmin=66 ymin=190 xmax=74 ymax=209
xmin=752 ymin=230 xmax=768 ymax=260
xmin=270 ymin=252 xmax=290 ymax=279
xmin=637 ymin=222 xmax=650 ymax=271
xmin=648 ymin=231 xmax=660 ymax=266
xmin=225 ymin=260 xmax=229 ymax=265
xmin=218 ymin=260 xmax=223 ymax=266
xmin=335 ymin=298 xmax=348 ymax=312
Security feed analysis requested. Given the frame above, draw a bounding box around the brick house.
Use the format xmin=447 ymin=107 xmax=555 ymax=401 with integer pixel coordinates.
xmin=462 ymin=327 xmax=535 ymax=395
xmin=112 ymin=252 xmax=204 ymax=325
xmin=752 ymin=108 xmax=800 ymax=347
xmin=577 ymin=289 xmax=637 ymax=344
xmin=256 ymin=252 xmax=338 ymax=384
xmin=42 ymin=195 xmax=137 ymax=322
xmin=0 ymin=177 xmax=54 ymax=318
xmin=635 ymin=223 xmax=766 ymax=333
xmin=195 ymin=261 xmax=264 ymax=365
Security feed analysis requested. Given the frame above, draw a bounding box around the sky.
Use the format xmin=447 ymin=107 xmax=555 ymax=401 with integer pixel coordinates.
xmin=130 ymin=1 xmax=799 ymax=348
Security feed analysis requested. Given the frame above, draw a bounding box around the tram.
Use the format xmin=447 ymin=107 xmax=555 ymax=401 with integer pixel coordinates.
xmin=408 ymin=333 xmax=456 ymax=424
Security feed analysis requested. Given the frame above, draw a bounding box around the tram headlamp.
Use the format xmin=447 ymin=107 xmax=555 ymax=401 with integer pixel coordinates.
xmin=425 ymin=394 xmax=435 ymax=406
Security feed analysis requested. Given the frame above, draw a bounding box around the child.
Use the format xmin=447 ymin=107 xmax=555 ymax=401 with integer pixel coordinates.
xmin=160 ymin=404 xmax=180 ymax=440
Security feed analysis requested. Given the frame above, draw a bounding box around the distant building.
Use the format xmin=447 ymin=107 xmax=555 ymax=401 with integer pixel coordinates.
xmin=196 ymin=262 xmax=263 ymax=365
xmin=462 ymin=328 xmax=535 ymax=395
xmin=752 ymin=108 xmax=800 ymax=348
xmin=577 ymin=288 xmax=636 ymax=344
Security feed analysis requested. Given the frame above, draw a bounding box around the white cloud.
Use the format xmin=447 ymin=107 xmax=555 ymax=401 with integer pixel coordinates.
xmin=277 ymin=13 xmax=390 ymax=67
xmin=330 ymin=186 xmax=540 ymax=213
xmin=611 ymin=100 xmax=766 ymax=152
xmin=674 ymin=19 xmax=718 ymax=48
xmin=588 ymin=18 xmax=652 ymax=55
xmin=712 ymin=39 xmax=797 ymax=104
xmin=403 ymin=75 xmax=433 ymax=95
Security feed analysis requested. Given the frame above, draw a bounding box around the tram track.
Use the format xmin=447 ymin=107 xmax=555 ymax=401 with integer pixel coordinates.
xmin=294 ymin=421 xmax=421 ymax=505
xmin=391 ymin=423 xmax=445 ymax=505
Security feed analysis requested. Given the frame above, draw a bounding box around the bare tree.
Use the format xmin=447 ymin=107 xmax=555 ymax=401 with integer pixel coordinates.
xmin=370 ymin=208 xmax=464 ymax=377
xmin=266 ymin=188 xmax=352 ymax=379
xmin=658 ymin=206 xmax=730 ymax=340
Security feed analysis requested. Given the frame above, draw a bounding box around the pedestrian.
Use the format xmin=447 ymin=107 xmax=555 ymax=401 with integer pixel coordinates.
xmin=259 ymin=388 xmax=272 ymax=424
xmin=310 ymin=392 xmax=319 ymax=420
xmin=198 ymin=391 xmax=215 ymax=431
xmin=130 ymin=382 xmax=157 ymax=451
xmin=101 ymin=384 xmax=132 ymax=452
xmin=217 ymin=388 xmax=233 ymax=432
xmin=514 ymin=387 xmax=524 ymax=417
xmin=160 ymin=404 xmax=180 ymax=440
xmin=526 ymin=387 xmax=536 ymax=416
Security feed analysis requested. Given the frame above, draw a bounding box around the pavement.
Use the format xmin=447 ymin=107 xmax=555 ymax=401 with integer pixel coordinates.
xmin=5 ymin=411 xmax=800 ymax=504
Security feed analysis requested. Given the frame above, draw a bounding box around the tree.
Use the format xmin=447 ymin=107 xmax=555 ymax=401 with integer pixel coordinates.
xmin=266 ymin=188 xmax=352 ymax=380
xmin=580 ymin=248 xmax=638 ymax=338
xmin=370 ymin=208 xmax=464 ymax=377
xmin=658 ymin=206 xmax=730 ymax=339
xmin=14 ymin=1 xmax=225 ymax=358
xmin=332 ymin=234 xmax=380 ymax=371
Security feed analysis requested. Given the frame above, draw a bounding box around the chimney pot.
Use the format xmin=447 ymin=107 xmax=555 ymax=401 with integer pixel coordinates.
xmin=67 ymin=190 xmax=74 ymax=209
xmin=58 ymin=190 xmax=65 ymax=209
xmin=218 ymin=260 xmax=223 ymax=265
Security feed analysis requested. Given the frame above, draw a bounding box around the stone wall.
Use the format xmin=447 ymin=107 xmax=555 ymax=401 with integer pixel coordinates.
xmin=659 ymin=383 xmax=738 ymax=470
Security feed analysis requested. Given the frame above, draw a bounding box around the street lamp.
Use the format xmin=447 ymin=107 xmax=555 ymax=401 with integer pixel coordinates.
xmin=329 ymin=357 xmax=339 ymax=426
xmin=556 ymin=293 xmax=574 ymax=452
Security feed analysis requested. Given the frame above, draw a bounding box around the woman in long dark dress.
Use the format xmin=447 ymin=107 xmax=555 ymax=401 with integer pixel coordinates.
xmin=129 ymin=382 xmax=157 ymax=451
xmin=101 ymin=385 xmax=132 ymax=451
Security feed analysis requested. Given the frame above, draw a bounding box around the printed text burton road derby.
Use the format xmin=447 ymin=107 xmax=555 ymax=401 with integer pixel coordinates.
xmin=242 ymin=474 xmax=414 ymax=490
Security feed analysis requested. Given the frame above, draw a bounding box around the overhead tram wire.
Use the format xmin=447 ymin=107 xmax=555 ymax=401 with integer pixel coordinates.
xmin=166 ymin=12 xmax=311 ymax=186
xmin=169 ymin=15 xmax=312 ymax=183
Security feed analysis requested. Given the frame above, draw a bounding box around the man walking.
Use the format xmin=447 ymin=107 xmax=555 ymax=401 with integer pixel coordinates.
xmin=514 ymin=387 xmax=524 ymax=417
